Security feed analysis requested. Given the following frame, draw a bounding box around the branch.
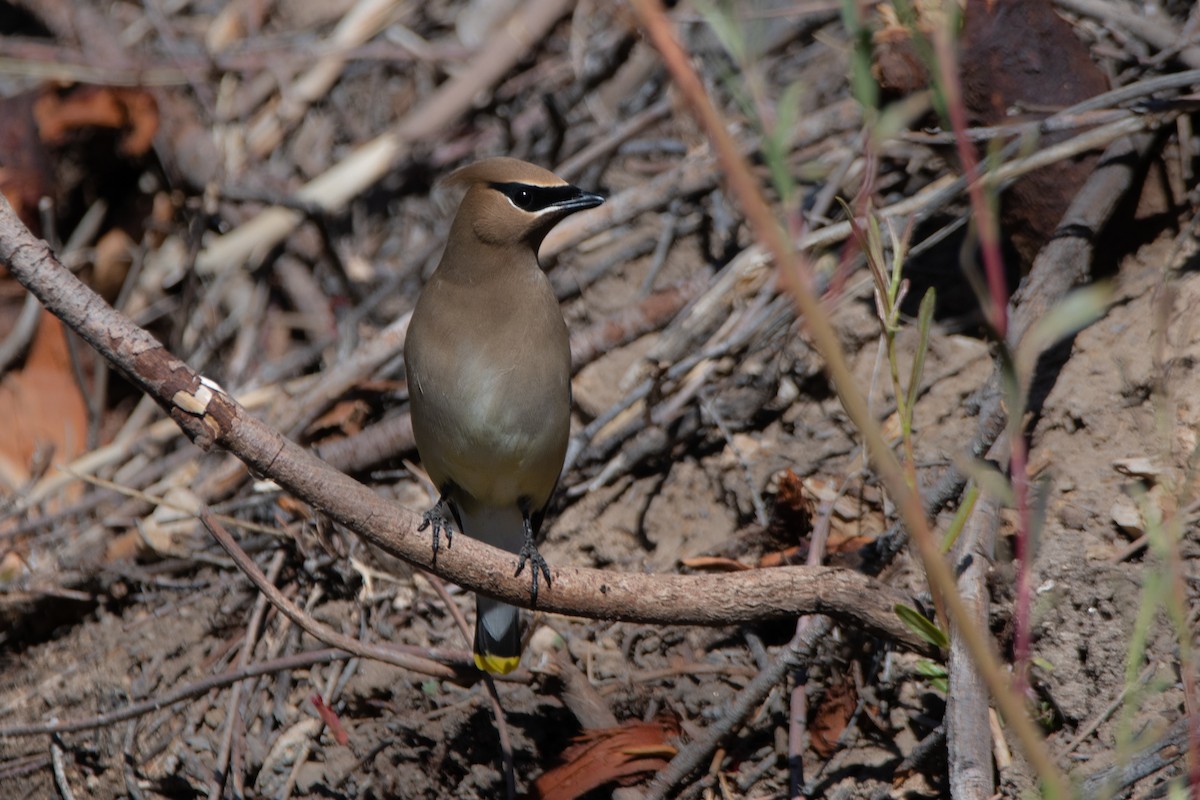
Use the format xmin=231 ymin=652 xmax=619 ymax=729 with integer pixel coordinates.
xmin=0 ymin=194 xmax=930 ymax=655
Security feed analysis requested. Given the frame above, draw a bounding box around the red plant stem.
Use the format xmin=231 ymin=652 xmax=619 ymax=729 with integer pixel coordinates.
xmin=931 ymin=26 xmax=1008 ymax=338
xmin=932 ymin=12 xmax=1036 ymax=689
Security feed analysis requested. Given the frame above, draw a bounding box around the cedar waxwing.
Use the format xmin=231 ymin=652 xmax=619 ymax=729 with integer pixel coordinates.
xmin=404 ymin=157 xmax=604 ymax=675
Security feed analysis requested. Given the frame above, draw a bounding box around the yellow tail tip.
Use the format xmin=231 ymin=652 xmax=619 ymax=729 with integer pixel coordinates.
xmin=474 ymin=652 xmax=520 ymax=675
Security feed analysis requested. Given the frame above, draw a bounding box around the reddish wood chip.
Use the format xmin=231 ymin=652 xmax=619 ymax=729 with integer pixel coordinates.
xmin=310 ymin=694 xmax=350 ymax=746
xmin=533 ymin=716 xmax=681 ymax=800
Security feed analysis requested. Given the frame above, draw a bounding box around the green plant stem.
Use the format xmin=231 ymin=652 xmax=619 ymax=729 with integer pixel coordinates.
xmin=628 ymin=1 xmax=1071 ymax=796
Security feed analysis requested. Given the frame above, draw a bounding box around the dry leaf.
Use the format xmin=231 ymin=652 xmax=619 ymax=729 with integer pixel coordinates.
xmin=309 ymin=398 xmax=371 ymax=437
xmin=810 ymin=677 xmax=858 ymax=758
xmin=0 ymin=90 xmax=55 ymax=229
xmin=33 ymin=85 xmax=159 ymax=157
xmin=766 ymin=468 xmax=814 ymax=545
xmin=0 ymin=313 xmax=88 ymax=494
xmin=680 ymin=555 xmax=751 ymax=571
xmin=757 ymin=545 xmax=805 ymax=568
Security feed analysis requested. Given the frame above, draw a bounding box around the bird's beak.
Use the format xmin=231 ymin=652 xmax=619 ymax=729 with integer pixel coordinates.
xmin=553 ymin=190 xmax=605 ymax=213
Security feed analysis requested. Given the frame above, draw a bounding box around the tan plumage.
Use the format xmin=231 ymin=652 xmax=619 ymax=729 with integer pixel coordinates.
xmin=404 ymin=157 xmax=604 ymax=674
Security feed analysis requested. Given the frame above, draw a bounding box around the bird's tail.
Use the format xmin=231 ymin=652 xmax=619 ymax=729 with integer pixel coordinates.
xmin=474 ymin=596 xmax=521 ymax=674
xmin=459 ymin=503 xmax=526 ymax=675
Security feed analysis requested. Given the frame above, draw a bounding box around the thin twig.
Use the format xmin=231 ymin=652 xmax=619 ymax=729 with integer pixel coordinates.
xmin=49 ymin=736 xmax=78 ymax=800
xmin=0 ymin=291 xmax=42 ymax=376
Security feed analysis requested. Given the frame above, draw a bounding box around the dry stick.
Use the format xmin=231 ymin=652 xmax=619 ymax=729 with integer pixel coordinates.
xmin=1056 ymin=0 xmax=1200 ymax=69
xmin=49 ymin=736 xmax=77 ymax=800
xmin=932 ymin=17 xmax=1008 ymax=800
xmin=667 ymin=111 xmax=1161 ymax=380
xmin=543 ymin=97 xmax=863 ymax=260
xmin=904 ymin=107 xmax=1141 ymax=145
xmin=789 ymin=492 xmax=836 ymax=798
xmin=902 ymin=127 xmax=1165 ymax=558
xmin=626 ymin=0 xmax=1072 ymax=797
xmin=0 ymin=199 xmax=930 ymax=653
xmin=555 ymin=96 xmax=674 ymax=181
xmin=947 ymin=496 xmax=999 ymax=800
xmin=1059 ymin=662 xmax=1158 ymax=757
xmin=0 ymin=754 xmax=50 ymax=783
xmin=0 ymin=291 xmax=41 ymax=375
xmin=545 ymin=150 xmax=723 ymax=262
xmin=279 ymin=652 xmax=344 ymax=800
xmin=644 ymin=619 xmax=833 ymax=800
xmin=10 ymin=380 xmax=278 ymax=519
xmin=246 ymin=0 xmax=401 ymax=157
xmin=13 ymin=0 xmax=221 ymax=190
xmin=872 ymin=131 xmax=1176 ymax=554
xmin=195 ymin=0 xmax=575 ymax=275
xmin=804 ymin=114 xmax=1151 ymax=253
xmin=0 ymin=649 xmax=349 ymax=739
xmin=569 ymin=278 xmax=708 ymax=374
xmin=122 ymin=719 xmax=147 ymax=800
xmin=314 ymin=411 xmax=414 ymax=474
xmin=208 ymin=549 xmax=285 ymax=800
xmin=785 ymin=68 xmax=1200 ymax=269
xmin=1078 ymin=714 xmax=1197 ymax=798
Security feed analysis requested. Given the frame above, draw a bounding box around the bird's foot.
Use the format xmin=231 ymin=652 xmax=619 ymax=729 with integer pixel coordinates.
xmin=514 ymin=516 xmax=551 ymax=606
xmin=417 ymin=500 xmax=454 ymax=562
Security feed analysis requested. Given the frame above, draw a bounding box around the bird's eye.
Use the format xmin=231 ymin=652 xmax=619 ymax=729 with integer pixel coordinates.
xmin=491 ymin=182 xmax=551 ymax=212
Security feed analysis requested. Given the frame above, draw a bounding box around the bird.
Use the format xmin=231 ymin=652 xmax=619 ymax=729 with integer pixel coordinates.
xmin=404 ymin=157 xmax=604 ymax=675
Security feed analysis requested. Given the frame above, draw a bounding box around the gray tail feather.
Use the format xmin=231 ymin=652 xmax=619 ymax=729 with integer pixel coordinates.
xmin=474 ymin=595 xmax=521 ymax=661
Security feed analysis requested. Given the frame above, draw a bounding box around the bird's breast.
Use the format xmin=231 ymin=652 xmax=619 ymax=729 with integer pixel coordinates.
xmin=406 ymin=270 xmax=570 ymax=509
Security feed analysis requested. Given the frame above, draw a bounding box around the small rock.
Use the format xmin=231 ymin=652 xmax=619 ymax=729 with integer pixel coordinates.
xmin=1109 ymin=497 xmax=1142 ymax=539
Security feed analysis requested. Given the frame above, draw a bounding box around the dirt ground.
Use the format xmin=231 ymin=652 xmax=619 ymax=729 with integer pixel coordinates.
xmin=1 ymin=1 xmax=1199 ymax=798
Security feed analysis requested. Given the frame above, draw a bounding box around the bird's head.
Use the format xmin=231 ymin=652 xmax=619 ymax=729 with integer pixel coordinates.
xmin=443 ymin=157 xmax=604 ymax=250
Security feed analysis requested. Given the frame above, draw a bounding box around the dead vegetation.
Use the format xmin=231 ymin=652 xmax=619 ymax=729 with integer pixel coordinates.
xmin=2 ymin=0 xmax=1200 ymax=798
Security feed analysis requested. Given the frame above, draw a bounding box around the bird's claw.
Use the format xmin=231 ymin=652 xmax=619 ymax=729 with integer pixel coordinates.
xmin=514 ymin=522 xmax=551 ymax=606
xmin=418 ymin=502 xmax=454 ymax=562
